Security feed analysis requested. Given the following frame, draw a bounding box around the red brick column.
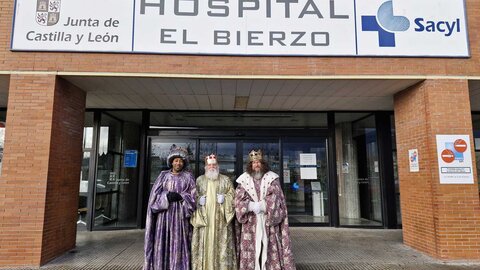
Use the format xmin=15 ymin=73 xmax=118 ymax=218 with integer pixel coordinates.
xmin=0 ymin=75 xmax=85 ymax=267
xmin=394 ymin=79 xmax=480 ymax=259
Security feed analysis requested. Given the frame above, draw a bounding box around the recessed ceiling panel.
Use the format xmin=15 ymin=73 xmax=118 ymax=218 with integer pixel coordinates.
xmin=63 ymin=76 xmax=423 ymax=111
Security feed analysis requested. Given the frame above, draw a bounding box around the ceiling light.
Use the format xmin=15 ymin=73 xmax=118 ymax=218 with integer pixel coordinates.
xmin=234 ymin=96 xmax=249 ymax=109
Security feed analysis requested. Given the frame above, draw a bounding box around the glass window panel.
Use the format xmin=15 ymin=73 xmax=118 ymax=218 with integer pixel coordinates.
xmin=81 ymin=152 xmax=90 ymax=182
xmin=118 ymin=120 xmax=141 ymax=227
xmin=0 ymin=110 xmax=6 ymax=176
xmin=94 ymin=111 xmax=142 ymax=229
xmin=335 ymin=113 xmax=383 ymax=226
xmin=149 ymin=139 xmax=197 ymax=191
xmin=391 ymin=115 xmax=401 ymax=226
xmin=83 ymin=112 xmax=94 ymax=149
xmin=242 ymin=141 xmax=279 ymax=175
xmin=283 ymin=138 xmax=329 ymax=224
xmin=472 ymin=114 xmax=480 ymax=194
xmin=78 ymin=111 xmax=93 ymax=229
xmin=77 ymin=151 xmax=90 ymax=228
xmin=199 ymin=141 xmax=236 ymax=181
xmin=98 ymin=126 xmax=110 ymax=155
xmin=99 ymin=114 xmax=122 ymax=154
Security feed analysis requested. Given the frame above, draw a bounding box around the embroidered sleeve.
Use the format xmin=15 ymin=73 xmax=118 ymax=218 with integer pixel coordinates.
xmin=150 ymin=191 xmax=169 ymax=213
xmin=222 ymin=177 xmax=236 ymax=224
xmin=235 ymin=184 xmax=252 ymax=224
xmin=180 ymin=173 xmax=197 ymax=219
xmin=265 ymin=179 xmax=287 ymax=226
xmin=190 ymin=177 xmax=206 ymax=227
xmin=149 ymin=172 xmax=169 ymax=213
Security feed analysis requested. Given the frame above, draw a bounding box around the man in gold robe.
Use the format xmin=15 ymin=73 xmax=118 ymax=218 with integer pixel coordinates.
xmin=191 ymin=154 xmax=237 ymax=270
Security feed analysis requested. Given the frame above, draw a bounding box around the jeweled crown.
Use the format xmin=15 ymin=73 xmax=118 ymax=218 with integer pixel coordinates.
xmin=249 ymin=150 xmax=263 ymax=162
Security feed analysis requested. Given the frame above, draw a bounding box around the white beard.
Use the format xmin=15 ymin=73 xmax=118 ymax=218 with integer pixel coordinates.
xmin=205 ymin=168 xmax=219 ymax=179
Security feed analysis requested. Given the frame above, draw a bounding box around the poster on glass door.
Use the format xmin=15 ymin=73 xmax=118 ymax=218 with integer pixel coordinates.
xmin=300 ymin=153 xmax=317 ymax=179
xmin=436 ymin=135 xmax=473 ymax=184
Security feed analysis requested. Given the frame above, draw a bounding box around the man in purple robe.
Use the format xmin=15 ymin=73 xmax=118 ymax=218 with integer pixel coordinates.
xmin=144 ymin=146 xmax=196 ymax=270
xmin=235 ymin=150 xmax=296 ymax=270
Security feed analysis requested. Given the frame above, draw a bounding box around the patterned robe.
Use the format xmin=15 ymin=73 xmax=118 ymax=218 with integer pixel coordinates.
xmin=235 ymin=171 xmax=296 ymax=270
xmin=191 ymin=174 xmax=237 ymax=270
xmin=144 ymin=170 xmax=196 ymax=270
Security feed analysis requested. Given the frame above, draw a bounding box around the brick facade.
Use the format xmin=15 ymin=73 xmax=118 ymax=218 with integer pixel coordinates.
xmin=394 ymin=80 xmax=480 ymax=259
xmin=0 ymin=75 xmax=85 ymax=267
xmin=0 ymin=1 xmax=476 ymax=76
xmin=0 ymin=0 xmax=479 ymax=267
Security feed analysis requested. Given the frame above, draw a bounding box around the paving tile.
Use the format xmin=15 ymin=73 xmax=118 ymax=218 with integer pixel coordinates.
xmin=2 ymin=228 xmax=480 ymax=270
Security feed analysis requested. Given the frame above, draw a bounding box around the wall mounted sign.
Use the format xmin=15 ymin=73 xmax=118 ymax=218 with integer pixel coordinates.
xmin=11 ymin=0 xmax=469 ymax=57
xmin=124 ymin=150 xmax=138 ymax=168
xmin=408 ymin=149 xmax=419 ymax=172
xmin=436 ymin=135 xmax=473 ymax=184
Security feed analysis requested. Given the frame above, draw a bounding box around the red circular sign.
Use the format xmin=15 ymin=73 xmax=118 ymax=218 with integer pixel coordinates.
xmin=454 ymin=139 xmax=467 ymax=153
xmin=441 ymin=149 xmax=455 ymax=163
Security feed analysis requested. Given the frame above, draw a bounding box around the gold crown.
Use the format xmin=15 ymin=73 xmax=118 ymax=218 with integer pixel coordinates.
xmin=249 ymin=150 xmax=263 ymax=162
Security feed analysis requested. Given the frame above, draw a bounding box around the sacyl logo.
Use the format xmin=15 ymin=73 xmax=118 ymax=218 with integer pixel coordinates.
xmin=36 ymin=0 xmax=61 ymax=26
xmin=414 ymin=18 xmax=461 ymax=37
xmin=361 ymin=0 xmax=409 ymax=47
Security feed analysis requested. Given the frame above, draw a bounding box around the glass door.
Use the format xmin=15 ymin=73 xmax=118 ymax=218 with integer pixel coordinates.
xmin=94 ymin=113 xmax=123 ymax=228
xmin=93 ymin=112 xmax=142 ymax=229
xmin=199 ymin=141 xmax=237 ymax=181
xmin=145 ymin=136 xmax=333 ymax=226
xmin=282 ymin=138 xmax=329 ymax=224
xmin=0 ymin=110 xmax=5 ymax=176
xmin=148 ymin=138 xmax=197 ymax=192
xmin=335 ymin=114 xmax=383 ymax=226
xmin=242 ymin=140 xmax=280 ymax=175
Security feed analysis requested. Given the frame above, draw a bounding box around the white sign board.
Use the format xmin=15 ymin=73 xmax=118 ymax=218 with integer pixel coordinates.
xmin=436 ymin=135 xmax=474 ymax=184
xmin=300 ymin=167 xmax=317 ymax=180
xmin=12 ymin=0 xmax=134 ymax=52
xmin=11 ymin=0 xmax=469 ymax=57
xmin=355 ymin=0 xmax=469 ymax=57
xmin=408 ymin=149 xmax=419 ymax=172
xmin=300 ymin=153 xmax=317 ymax=166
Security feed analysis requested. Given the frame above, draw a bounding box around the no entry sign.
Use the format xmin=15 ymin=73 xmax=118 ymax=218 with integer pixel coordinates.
xmin=440 ymin=149 xmax=455 ymax=163
xmin=436 ymin=135 xmax=473 ymax=184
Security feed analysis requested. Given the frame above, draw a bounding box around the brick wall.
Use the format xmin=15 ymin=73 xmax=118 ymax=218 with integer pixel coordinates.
xmin=0 ymin=75 xmax=85 ymax=267
xmin=394 ymin=79 xmax=480 ymax=259
xmin=41 ymin=78 xmax=85 ymax=264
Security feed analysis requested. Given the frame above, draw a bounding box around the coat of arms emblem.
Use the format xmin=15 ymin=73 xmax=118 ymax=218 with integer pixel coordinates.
xmin=36 ymin=0 xmax=61 ymax=26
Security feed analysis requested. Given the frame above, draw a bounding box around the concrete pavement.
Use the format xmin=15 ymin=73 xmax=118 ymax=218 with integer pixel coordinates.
xmin=3 ymin=228 xmax=480 ymax=270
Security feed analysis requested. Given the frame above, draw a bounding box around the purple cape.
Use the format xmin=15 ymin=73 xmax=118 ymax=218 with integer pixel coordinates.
xmin=144 ymin=170 xmax=196 ymax=270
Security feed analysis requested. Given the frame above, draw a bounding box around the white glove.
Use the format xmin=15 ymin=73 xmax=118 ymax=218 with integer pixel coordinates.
xmin=217 ymin=194 xmax=225 ymax=204
xmin=248 ymin=201 xmax=261 ymax=215
xmin=199 ymin=196 xmax=206 ymax=206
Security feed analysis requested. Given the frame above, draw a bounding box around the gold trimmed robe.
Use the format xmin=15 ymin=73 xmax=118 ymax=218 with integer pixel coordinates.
xmin=191 ymin=174 xmax=237 ymax=270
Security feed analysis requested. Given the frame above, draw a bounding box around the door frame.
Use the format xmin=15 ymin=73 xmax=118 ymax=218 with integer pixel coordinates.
xmin=142 ymin=128 xmax=331 ymax=227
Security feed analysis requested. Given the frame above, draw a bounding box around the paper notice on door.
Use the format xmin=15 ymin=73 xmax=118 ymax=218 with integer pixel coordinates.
xmin=311 ymin=181 xmax=322 ymax=191
xmin=300 ymin=153 xmax=316 ymax=166
xmin=283 ymin=170 xmax=291 ymax=183
xmin=300 ymin=167 xmax=317 ymax=179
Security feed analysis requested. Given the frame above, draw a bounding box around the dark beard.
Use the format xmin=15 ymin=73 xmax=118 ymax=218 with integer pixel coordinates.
xmin=252 ymin=172 xmax=264 ymax=180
